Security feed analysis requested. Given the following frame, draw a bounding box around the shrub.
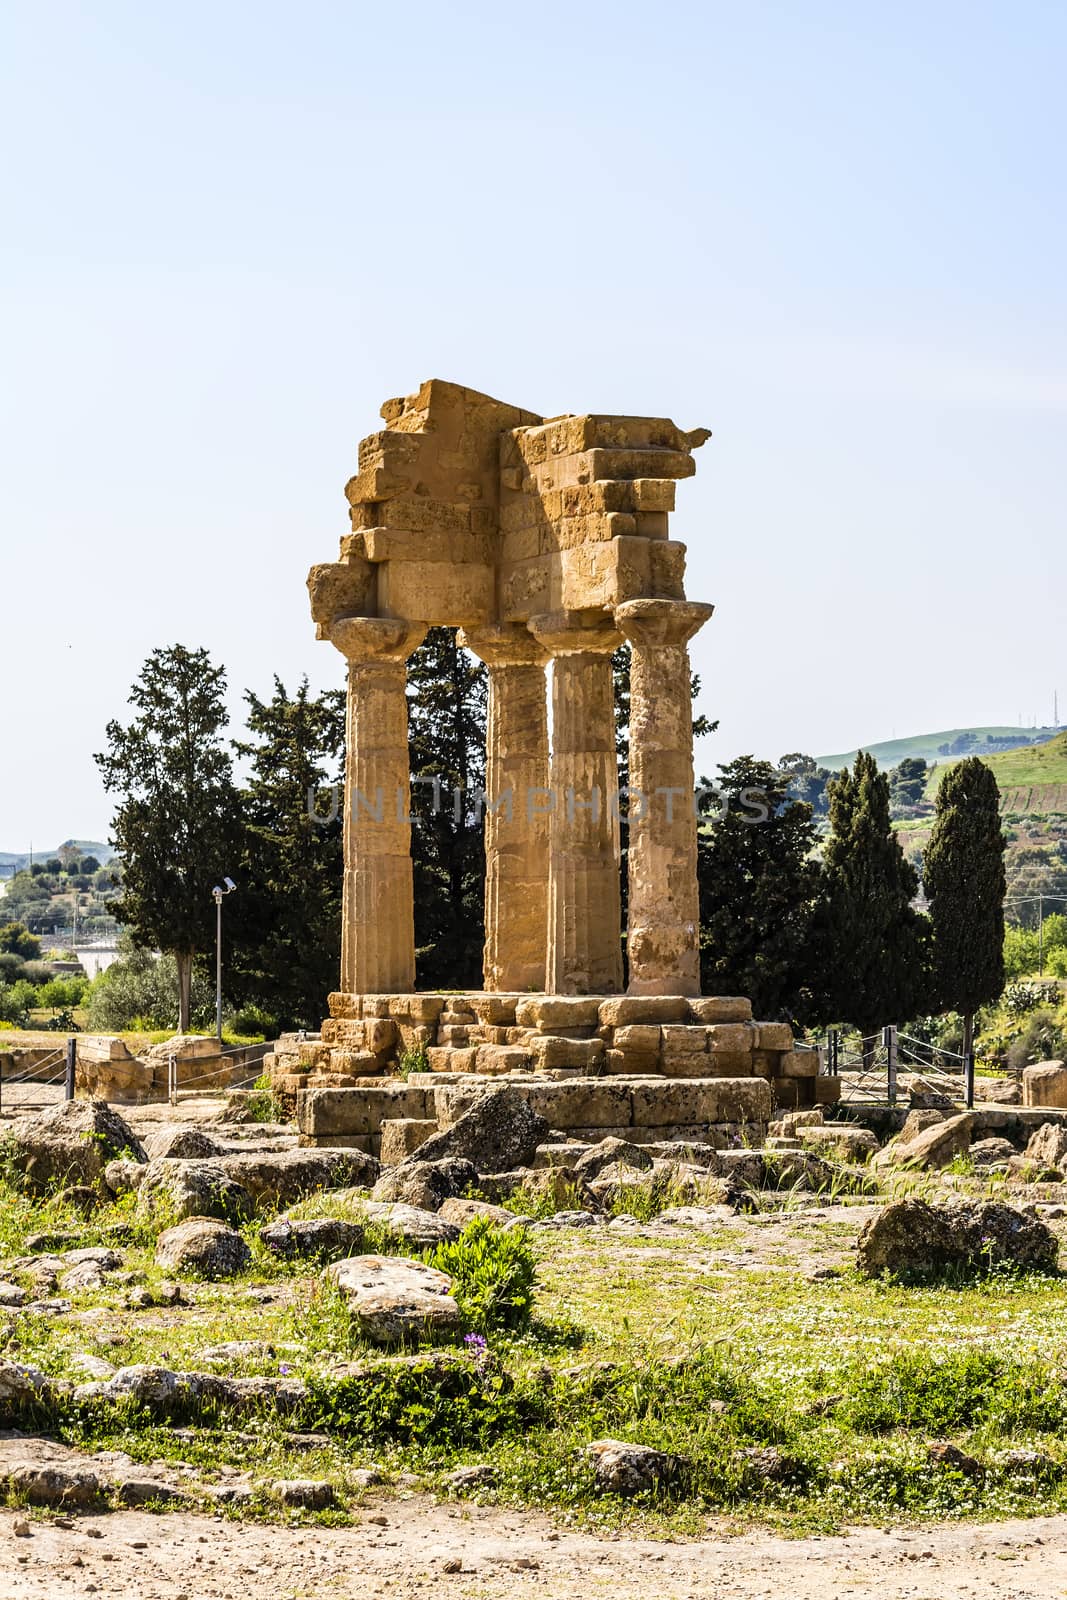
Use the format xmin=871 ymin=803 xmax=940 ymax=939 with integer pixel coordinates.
xmin=430 ymin=1218 xmax=537 ymax=1335
xmin=1006 ymin=1008 xmax=1067 ymax=1071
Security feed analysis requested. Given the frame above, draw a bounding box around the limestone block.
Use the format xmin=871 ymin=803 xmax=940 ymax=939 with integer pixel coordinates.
xmin=777 ymin=1051 xmax=818 ymax=1079
xmin=528 ymin=1036 xmax=605 ymax=1071
xmin=378 ymin=1119 xmax=438 ymax=1165
xmin=327 ymin=1049 xmax=383 ymax=1077
xmin=307 ymin=559 xmax=375 ymax=637
xmin=599 ymin=996 xmax=690 ymax=1027
xmin=604 ymin=1050 xmax=662 ymax=1075
xmin=751 ymin=1050 xmax=780 ymax=1077
xmin=320 ymin=1018 xmax=365 ymax=1047
xmin=707 ymin=1023 xmax=757 ymax=1054
xmin=387 ymin=995 xmax=445 ymax=1023
xmin=378 ymin=559 xmax=494 ymax=626
xmin=560 ymin=536 xmax=652 ymax=610
xmin=521 ymin=1081 xmax=633 ymax=1130
xmin=361 ymin=996 xmax=395 ymax=1017
xmin=475 ymin=1045 xmax=531 ymax=1074
xmin=661 ymin=1052 xmax=721 ymax=1079
xmin=328 ymin=992 xmax=362 ymax=1020
xmin=688 ymin=997 xmax=753 ymax=1023
xmin=297 ymin=1085 xmax=429 ymax=1139
xmin=698 ymin=1051 xmax=753 ymax=1078
xmin=814 ymin=1076 xmax=842 ymax=1106
xmin=1023 ymin=1062 xmax=1067 ymax=1108
xmin=426 ymin=1047 xmax=478 ymax=1074
xmin=298 ymin=1043 xmax=330 ymax=1070
xmin=363 ymin=1018 xmax=398 ymax=1055
xmin=649 ymin=541 xmax=687 ymax=599
xmin=612 ymin=1025 xmax=661 ymax=1053
xmin=660 ymin=1025 xmax=708 ymax=1054
xmin=629 ymin=1077 xmax=772 ymax=1128
xmin=632 ymin=478 xmax=677 ymax=512
xmin=769 ymin=1078 xmax=816 ymax=1111
xmin=515 ymin=997 xmax=603 ymax=1030
xmin=395 ymin=1023 xmax=434 ymax=1052
xmin=468 ymin=995 xmax=521 ymax=1025
xmin=758 ymin=1023 xmax=794 ymax=1052
xmin=437 ymin=1026 xmax=471 ymax=1047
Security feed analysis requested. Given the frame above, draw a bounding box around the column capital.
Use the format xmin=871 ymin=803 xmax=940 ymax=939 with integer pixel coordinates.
xmin=458 ymin=621 xmax=548 ymax=670
xmin=528 ymin=609 xmax=621 ymax=657
xmin=614 ymin=598 xmax=714 ymax=649
xmin=327 ymin=615 xmax=427 ymax=664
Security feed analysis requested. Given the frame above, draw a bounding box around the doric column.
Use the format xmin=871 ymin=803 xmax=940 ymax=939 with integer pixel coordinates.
xmin=529 ymin=612 xmax=623 ymax=996
xmin=459 ymin=624 xmax=550 ymax=993
xmin=614 ymin=598 xmax=714 ymax=997
xmin=327 ymin=616 xmax=427 ymax=994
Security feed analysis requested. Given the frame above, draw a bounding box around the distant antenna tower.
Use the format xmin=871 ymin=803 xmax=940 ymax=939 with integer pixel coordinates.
xmin=1056 ymin=690 xmax=1060 ymax=730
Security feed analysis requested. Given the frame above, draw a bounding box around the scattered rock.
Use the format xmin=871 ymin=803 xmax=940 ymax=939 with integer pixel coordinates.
xmin=412 ymin=1085 xmax=549 ymax=1174
xmin=735 ymin=1445 xmax=797 ymax=1483
xmin=324 ymin=1255 xmax=462 ymax=1345
xmin=271 ymin=1478 xmax=337 ymax=1509
xmin=445 ymin=1463 xmax=497 ymax=1490
xmin=872 ymin=1112 xmax=974 ymax=1171
xmin=6 ymin=1101 xmax=145 ymax=1194
xmin=797 ymin=1125 xmax=879 ymax=1162
xmin=969 ymin=1137 xmax=1016 ymax=1168
xmin=144 ymin=1126 xmax=224 ymax=1161
xmin=54 ymin=1184 xmax=104 ymax=1213
xmin=104 ymin=1159 xmax=145 ymax=1196
xmin=221 ymin=1148 xmax=379 ymax=1209
xmin=856 ymin=1198 xmax=1058 ymax=1280
xmin=573 ymin=1138 xmax=654 ymax=1181
xmin=260 ymin=1216 xmax=364 ymax=1261
xmin=656 ymin=1205 xmax=736 ymax=1228
xmin=927 ymin=1439 xmax=982 ymax=1476
xmin=0 ymin=1283 xmax=27 ymax=1308
xmin=359 ymin=1201 xmax=461 ymax=1248
xmin=1 ymin=1461 xmax=104 ymax=1507
xmin=138 ymin=1159 xmax=253 ymax=1225
xmin=0 ymin=1361 xmax=53 ymax=1421
xmin=437 ymin=1197 xmax=519 ymax=1229
xmin=1025 ymin=1122 xmax=1067 ymax=1172
xmin=583 ymin=1438 xmax=686 ymax=1497
xmin=155 ymin=1219 xmax=251 ymax=1279
xmin=371 ymin=1158 xmax=479 ymax=1213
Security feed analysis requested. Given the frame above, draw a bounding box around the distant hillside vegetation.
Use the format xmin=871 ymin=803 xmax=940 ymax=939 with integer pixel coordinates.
xmin=925 ymin=730 xmax=1067 ymax=813
xmin=820 ymin=726 xmax=1060 ymax=772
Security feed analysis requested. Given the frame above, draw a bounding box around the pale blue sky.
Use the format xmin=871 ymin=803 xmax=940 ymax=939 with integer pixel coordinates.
xmin=2 ymin=0 xmax=1064 ymax=849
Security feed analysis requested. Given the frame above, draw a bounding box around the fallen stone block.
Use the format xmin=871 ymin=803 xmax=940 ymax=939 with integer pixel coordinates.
xmin=857 ymin=1198 xmax=1058 ymax=1279
xmin=325 ymin=1256 xmax=461 ymax=1346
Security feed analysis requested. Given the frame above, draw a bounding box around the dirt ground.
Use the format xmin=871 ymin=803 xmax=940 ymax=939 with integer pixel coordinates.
xmin=0 ymin=1499 xmax=1062 ymax=1600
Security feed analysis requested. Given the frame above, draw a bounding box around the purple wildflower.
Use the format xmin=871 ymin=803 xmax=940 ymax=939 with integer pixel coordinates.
xmin=464 ymin=1333 xmax=488 ymax=1353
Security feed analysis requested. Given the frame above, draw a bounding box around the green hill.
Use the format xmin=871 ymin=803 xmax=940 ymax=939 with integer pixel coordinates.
xmin=819 ymin=726 xmax=1060 ymax=772
xmin=925 ymin=730 xmax=1067 ymax=812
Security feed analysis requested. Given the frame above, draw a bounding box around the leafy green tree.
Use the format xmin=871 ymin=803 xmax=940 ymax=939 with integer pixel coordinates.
xmin=923 ymin=756 xmax=1006 ymax=1059
xmin=86 ymin=939 xmax=215 ymax=1032
xmin=779 ymin=753 xmax=834 ymax=818
xmin=407 ymin=628 xmax=487 ymax=988
xmin=697 ymin=756 xmax=822 ymax=1018
xmin=95 ymin=644 xmax=241 ymax=1032
xmin=0 ymin=922 xmax=40 ymax=960
xmin=229 ymin=676 xmax=345 ymax=1030
xmin=812 ymin=752 xmax=929 ymax=1057
xmin=888 ymin=756 xmax=928 ymax=810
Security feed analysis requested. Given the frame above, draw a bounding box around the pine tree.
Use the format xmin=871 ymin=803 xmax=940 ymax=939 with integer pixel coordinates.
xmin=814 ymin=751 xmax=928 ymax=1056
xmin=923 ymin=756 xmax=1006 ymax=1059
xmin=95 ymin=645 xmax=240 ymax=1031
xmin=406 ymin=628 xmax=487 ymax=987
xmin=697 ymin=756 xmax=822 ymax=1017
xmin=230 ymin=676 xmax=345 ymax=1029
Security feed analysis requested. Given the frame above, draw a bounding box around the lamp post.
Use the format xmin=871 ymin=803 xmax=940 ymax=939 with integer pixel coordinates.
xmin=212 ymin=878 xmax=236 ymax=1043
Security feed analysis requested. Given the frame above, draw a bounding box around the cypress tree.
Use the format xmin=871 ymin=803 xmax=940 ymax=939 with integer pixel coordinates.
xmin=815 ymin=751 xmax=928 ymax=1058
xmin=697 ymin=756 xmax=822 ymax=1018
xmin=923 ymin=755 xmax=1006 ymax=1059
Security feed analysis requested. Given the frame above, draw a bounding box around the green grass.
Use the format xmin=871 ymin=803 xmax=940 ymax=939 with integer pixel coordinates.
xmin=923 ymin=730 xmax=1067 ymax=803
xmin=819 ymin=727 xmax=1061 ymax=772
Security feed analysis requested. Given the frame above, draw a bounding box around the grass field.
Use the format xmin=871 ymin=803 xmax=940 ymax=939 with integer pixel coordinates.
xmin=924 ymin=731 xmax=1067 ymax=807
xmin=820 ymin=727 xmax=1060 ymax=772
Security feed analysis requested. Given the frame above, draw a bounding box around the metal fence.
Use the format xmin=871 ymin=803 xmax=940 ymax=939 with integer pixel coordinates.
xmin=820 ymin=1025 xmax=974 ymax=1110
xmin=0 ymin=1038 xmax=75 ymax=1113
xmin=163 ymin=1040 xmax=272 ymax=1106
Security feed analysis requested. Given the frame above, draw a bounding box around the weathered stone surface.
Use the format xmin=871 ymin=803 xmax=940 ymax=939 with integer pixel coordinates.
xmin=7 ymin=1100 xmax=144 ymax=1194
xmin=1025 ymin=1122 xmax=1067 ymax=1171
xmin=143 ymin=1126 xmax=224 ymax=1161
xmin=969 ymin=1137 xmax=1016 ymax=1168
xmin=630 ymin=1077 xmax=772 ymax=1127
xmin=298 ymin=1084 xmax=428 ymax=1138
xmin=137 ymin=1159 xmax=252 ymax=1225
xmin=221 ymin=1148 xmax=378 ymax=1207
xmin=358 ymin=1201 xmax=461 ymax=1247
xmin=155 ymin=1219 xmax=251 ymax=1279
xmin=515 ymin=996 xmax=602 ymax=1030
xmin=437 ymin=1197 xmax=518 ymax=1229
xmin=688 ymin=997 xmax=752 ymax=1023
xmin=260 ymin=1216 xmax=364 ymax=1261
xmin=103 ymin=1157 xmax=146 ymax=1196
xmin=856 ymin=1198 xmax=1058 ymax=1279
xmin=599 ymin=996 xmax=690 ymax=1027
xmin=1023 ymin=1062 xmax=1067 ymax=1108
xmin=325 ymin=1256 xmax=461 ymax=1345
xmin=584 ymin=1438 xmax=687 ymax=1496
xmin=379 ymin=1118 xmax=437 ymax=1165
xmin=413 ymin=1085 xmax=548 ymax=1173
xmin=371 ymin=1158 xmax=478 ymax=1212
xmin=573 ymin=1137 xmax=654 ymax=1180
xmin=797 ymin=1124 xmax=878 ymax=1162
xmin=272 ymin=1478 xmax=338 ymax=1509
xmin=1 ymin=1460 xmax=105 ymax=1507
xmin=872 ymin=1112 xmax=973 ymax=1171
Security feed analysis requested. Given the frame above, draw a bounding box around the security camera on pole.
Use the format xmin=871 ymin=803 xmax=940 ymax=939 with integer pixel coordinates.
xmin=212 ymin=877 xmax=237 ymax=1043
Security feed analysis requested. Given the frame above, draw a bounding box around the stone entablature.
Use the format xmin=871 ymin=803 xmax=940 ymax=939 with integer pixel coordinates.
xmin=309 ymin=378 xmax=714 ymax=998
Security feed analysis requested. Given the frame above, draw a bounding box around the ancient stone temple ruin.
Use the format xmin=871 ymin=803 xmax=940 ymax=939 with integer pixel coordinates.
xmin=270 ymin=379 xmax=839 ymax=1155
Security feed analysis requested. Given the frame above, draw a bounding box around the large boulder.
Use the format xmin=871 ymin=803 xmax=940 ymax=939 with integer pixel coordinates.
xmin=155 ymin=1219 xmax=251 ymax=1279
xmin=583 ymin=1439 xmax=687 ymax=1497
xmin=324 ymin=1255 xmax=461 ymax=1345
xmin=220 ymin=1148 xmax=379 ymax=1208
xmin=4 ymin=1101 xmax=145 ymax=1194
xmin=359 ymin=1201 xmax=460 ymax=1247
xmin=1025 ymin=1122 xmax=1067 ymax=1172
xmin=412 ymin=1086 xmax=548 ymax=1174
xmin=143 ymin=1126 xmax=224 ymax=1161
xmin=371 ymin=1158 xmax=478 ymax=1213
xmin=136 ymin=1159 xmax=252 ymax=1225
xmin=871 ymin=1111 xmax=973 ymax=1170
xmin=1023 ymin=1062 xmax=1067 ymax=1108
xmin=856 ymin=1198 xmax=1058 ymax=1280
xmin=259 ymin=1216 xmax=364 ymax=1262
xmin=573 ymin=1138 xmax=654 ymax=1182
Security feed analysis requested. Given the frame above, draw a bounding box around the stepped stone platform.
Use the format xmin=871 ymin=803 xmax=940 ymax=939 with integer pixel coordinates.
xmin=263 ymin=992 xmax=841 ymax=1155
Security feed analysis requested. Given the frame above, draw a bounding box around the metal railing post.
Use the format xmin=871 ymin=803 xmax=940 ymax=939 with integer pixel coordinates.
xmin=168 ymin=1052 xmax=177 ymax=1107
xmin=965 ymin=1050 xmax=975 ymax=1110
xmin=884 ymin=1024 xmax=898 ymax=1108
xmin=65 ymin=1037 xmax=76 ymax=1101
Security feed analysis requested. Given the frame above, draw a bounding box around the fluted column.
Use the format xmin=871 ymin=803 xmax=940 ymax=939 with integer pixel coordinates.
xmin=328 ymin=616 xmax=427 ymax=994
xmin=529 ymin=612 xmax=623 ymax=995
xmin=614 ymin=598 xmax=714 ymax=996
xmin=459 ymin=623 xmax=550 ymax=992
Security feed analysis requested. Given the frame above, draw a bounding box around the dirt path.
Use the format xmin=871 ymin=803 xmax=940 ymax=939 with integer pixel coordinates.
xmin=0 ymin=1500 xmax=1061 ymax=1600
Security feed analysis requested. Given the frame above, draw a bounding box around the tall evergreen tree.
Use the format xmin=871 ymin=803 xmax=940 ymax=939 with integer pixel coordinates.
xmin=923 ymin=756 xmax=1006 ymax=1059
xmin=95 ymin=645 xmax=240 ymax=1031
xmin=813 ymin=751 xmax=928 ymax=1056
xmin=407 ymin=628 xmax=487 ymax=987
xmin=697 ymin=756 xmax=822 ymax=1017
xmin=230 ymin=676 xmax=345 ymax=1029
